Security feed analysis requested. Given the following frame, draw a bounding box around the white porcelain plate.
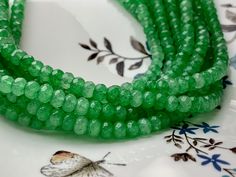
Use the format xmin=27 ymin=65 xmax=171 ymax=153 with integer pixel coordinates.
xmin=0 ymin=0 xmax=236 ymax=177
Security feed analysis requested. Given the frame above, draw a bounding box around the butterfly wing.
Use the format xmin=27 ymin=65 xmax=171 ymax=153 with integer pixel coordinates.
xmin=69 ymin=163 xmax=113 ymax=177
xmin=41 ymin=152 xmax=92 ymax=177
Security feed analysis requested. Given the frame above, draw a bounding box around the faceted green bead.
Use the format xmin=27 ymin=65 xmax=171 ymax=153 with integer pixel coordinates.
xmin=138 ymin=118 xmax=152 ymax=135
xmin=82 ymin=81 xmax=95 ymax=98
xmin=119 ymin=89 xmax=131 ymax=106
xmin=166 ymin=96 xmax=178 ymax=112
xmin=20 ymin=55 xmax=34 ymax=72
xmin=130 ymin=90 xmax=143 ymax=107
xmin=155 ymin=93 xmax=167 ymax=110
xmin=107 ymin=85 xmax=120 ymax=102
xmin=50 ymin=90 xmax=65 ymax=108
xmin=62 ymin=94 xmax=77 ymax=113
xmin=61 ymin=72 xmax=74 ymax=89
xmin=6 ymin=93 xmax=17 ymax=103
xmin=93 ymin=84 xmax=107 ymax=102
xmin=102 ymin=103 xmax=115 ymax=120
xmin=30 ymin=118 xmax=43 ymax=130
xmin=38 ymin=84 xmax=53 ymax=103
xmin=126 ymin=120 xmax=139 ymax=137
xmin=69 ymin=77 xmax=85 ymax=97
xmin=149 ymin=116 xmax=162 ymax=131
xmin=5 ymin=106 xmax=18 ymax=121
xmin=39 ymin=65 xmax=53 ymax=83
xmin=74 ymin=116 xmax=88 ymax=135
xmin=88 ymin=119 xmax=101 ymax=137
xmin=132 ymin=79 xmax=146 ymax=91
xmin=87 ymin=100 xmax=102 ymax=119
xmin=75 ymin=97 xmax=89 ymax=116
xmin=49 ymin=110 xmax=64 ymax=127
xmin=143 ymin=91 xmax=155 ymax=108
xmin=101 ymin=122 xmax=113 ymax=139
xmin=18 ymin=113 xmax=31 ymax=126
xmin=62 ymin=115 xmax=75 ymax=131
xmin=193 ymin=73 xmax=205 ymax=89
xmin=44 ymin=119 xmax=57 ymax=130
xmin=25 ymin=81 xmax=40 ymax=99
xmin=51 ymin=69 xmax=64 ymax=88
xmin=178 ymin=96 xmax=192 ymax=112
xmin=27 ymin=100 xmax=41 ymax=115
xmin=0 ymin=75 xmax=14 ymax=94
xmin=114 ymin=122 xmax=126 ymax=139
xmin=28 ymin=60 xmax=43 ymax=77
xmin=12 ymin=78 xmax=26 ymax=96
xmin=115 ymin=106 xmax=127 ymax=121
xmin=36 ymin=105 xmax=51 ymax=121
xmin=10 ymin=49 xmax=26 ymax=65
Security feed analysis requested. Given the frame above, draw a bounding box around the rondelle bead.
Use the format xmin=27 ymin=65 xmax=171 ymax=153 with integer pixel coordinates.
xmin=27 ymin=100 xmax=41 ymax=115
xmin=49 ymin=110 xmax=64 ymax=127
xmin=18 ymin=113 xmax=31 ymax=126
xmin=74 ymin=116 xmax=88 ymax=135
xmin=0 ymin=75 xmax=14 ymax=94
xmin=50 ymin=90 xmax=65 ymax=108
xmin=102 ymin=103 xmax=115 ymax=120
xmin=88 ymin=119 xmax=101 ymax=137
xmin=114 ymin=122 xmax=126 ymax=139
xmin=101 ymin=121 xmax=113 ymax=139
xmin=138 ymin=118 xmax=152 ymax=135
xmin=36 ymin=105 xmax=51 ymax=121
xmin=24 ymin=81 xmax=40 ymax=99
xmin=126 ymin=120 xmax=139 ymax=137
xmin=62 ymin=94 xmax=77 ymax=113
xmin=12 ymin=77 xmax=26 ymax=96
xmin=62 ymin=114 xmax=75 ymax=131
xmin=38 ymin=84 xmax=53 ymax=103
xmin=75 ymin=97 xmax=89 ymax=116
xmin=82 ymin=81 xmax=95 ymax=98
xmin=130 ymin=90 xmax=143 ymax=107
xmin=87 ymin=100 xmax=102 ymax=119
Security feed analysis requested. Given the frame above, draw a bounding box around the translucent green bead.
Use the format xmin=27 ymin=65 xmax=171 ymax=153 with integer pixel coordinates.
xmin=101 ymin=122 xmax=113 ymax=139
xmin=36 ymin=105 xmax=51 ymax=121
xmin=138 ymin=118 xmax=152 ymax=135
xmin=18 ymin=113 xmax=31 ymax=126
xmin=25 ymin=81 xmax=40 ymax=99
xmin=166 ymin=96 xmax=178 ymax=112
xmin=74 ymin=116 xmax=88 ymax=135
xmin=107 ymin=85 xmax=120 ymax=102
xmin=69 ymin=77 xmax=85 ymax=97
xmin=6 ymin=93 xmax=17 ymax=103
xmin=87 ymin=100 xmax=102 ymax=119
xmin=27 ymin=100 xmax=41 ymax=115
xmin=130 ymin=90 xmax=143 ymax=107
xmin=93 ymin=84 xmax=107 ymax=102
xmin=143 ymin=91 xmax=155 ymax=108
xmin=39 ymin=65 xmax=53 ymax=83
xmin=178 ymin=96 xmax=192 ymax=112
xmin=149 ymin=116 xmax=162 ymax=131
xmin=88 ymin=119 xmax=101 ymax=137
xmin=28 ymin=60 xmax=43 ymax=77
xmin=62 ymin=94 xmax=77 ymax=113
xmin=38 ymin=84 xmax=53 ymax=103
xmin=102 ymin=103 xmax=115 ymax=120
xmin=12 ymin=78 xmax=26 ymax=96
xmin=50 ymin=90 xmax=65 ymax=108
xmin=30 ymin=118 xmax=43 ymax=130
xmin=0 ymin=75 xmax=14 ymax=94
xmin=75 ymin=97 xmax=89 ymax=116
xmin=114 ymin=122 xmax=126 ymax=139
xmin=82 ymin=81 xmax=95 ymax=98
xmin=132 ymin=79 xmax=146 ymax=91
xmin=126 ymin=120 xmax=139 ymax=137
xmin=115 ymin=106 xmax=127 ymax=121
xmin=5 ymin=106 xmax=18 ymax=121
xmin=119 ymin=89 xmax=131 ymax=106
xmin=155 ymin=93 xmax=167 ymax=110
xmin=61 ymin=72 xmax=74 ymax=89
xmin=51 ymin=69 xmax=64 ymax=88
xmin=49 ymin=110 xmax=64 ymax=127
xmin=62 ymin=115 xmax=75 ymax=131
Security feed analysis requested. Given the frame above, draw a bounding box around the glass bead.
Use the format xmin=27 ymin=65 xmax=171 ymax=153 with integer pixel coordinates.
xmin=74 ymin=116 xmax=88 ymax=135
xmin=62 ymin=94 xmax=77 ymax=113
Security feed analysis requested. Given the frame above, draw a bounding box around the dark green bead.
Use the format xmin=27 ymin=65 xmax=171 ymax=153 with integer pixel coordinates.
xmin=62 ymin=115 xmax=75 ymax=131
xmin=51 ymin=69 xmax=64 ymax=88
xmin=18 ymin=113 xmax=31 ymax=126
xmin=127 ymin=120 xmax=139 ymax=137
xmin=115 ymin=106 xmax=127 ymax=121
xmin=107 ymin=85 xmax=120 ymax=102
xmin=30 ymin=118 xmax=43 ymax=130
xmin=114 ymin=122 xmax=126 ymax=139
xmin=102 ymin=103 xmax=115 ymax=120
xmin=87 ymin=100 xmax=102 ymax=119
xmin=69 ymin=77 xmax=85 ymax=97
xmin=101 ymin=122 xmax=113 ymax=139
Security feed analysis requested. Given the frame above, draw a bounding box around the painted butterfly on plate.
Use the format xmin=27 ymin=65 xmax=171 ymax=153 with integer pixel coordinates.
xmin=40 ymin=151 xmax=126 ymax=177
